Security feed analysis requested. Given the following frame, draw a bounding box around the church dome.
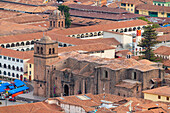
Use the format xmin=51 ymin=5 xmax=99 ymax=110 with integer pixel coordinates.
xmin=39 ymin=35 xmax=55 ymax=43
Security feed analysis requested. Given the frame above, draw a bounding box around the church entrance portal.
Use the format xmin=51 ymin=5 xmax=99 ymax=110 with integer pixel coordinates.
xmin=64 ymin=84 xmax=69 ymax=96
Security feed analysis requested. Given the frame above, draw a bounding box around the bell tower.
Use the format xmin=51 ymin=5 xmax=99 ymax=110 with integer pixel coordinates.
xmin=33 ymin=35 xmax=58 ymax=97
xmin=49 ymin=10 xmax=65 ymax=29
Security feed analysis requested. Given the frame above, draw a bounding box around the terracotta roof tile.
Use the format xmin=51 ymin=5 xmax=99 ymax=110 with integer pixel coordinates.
xmin=157 ymin=34 xmax=170 ymax=42
xmin=0 ymin=101 xmax=64 ymax=113
xmin=156 ymin=27 xmax=170 ymax=34
xmin=58 ymin=43 xmax=115 ymax=53
xmin=142 ymin=86 xmax=170 ymax=97
xmin=136 ymin=4 xmax=170 ymax=13
xmin=154 ymin=46 xmax=170 ymax=55
xmin=0 ymin=21 xmax=47 ymax=36
xmin=0 ymin=47 xmax=33 ymax=59
xmin=55 ymin=20 xmax=148 ymax=35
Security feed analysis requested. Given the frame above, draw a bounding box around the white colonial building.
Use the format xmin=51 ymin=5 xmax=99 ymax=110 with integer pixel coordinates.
xmin=0 ymin=47 xmax=32 ymax=81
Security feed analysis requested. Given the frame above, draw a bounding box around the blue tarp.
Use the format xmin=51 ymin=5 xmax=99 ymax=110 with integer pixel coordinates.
xmin=8 ymin=86 xmax=29 ymax=94
xmin=14 ymin=79 xmax=26 ymax=87
xmin=1 ymin=83 xmax=10 ymax=87
xmin=0 ymin=80 xmax=2 ymax=83
xmin=0 ymin=86 xmax=6 ymax=93
xmin=9 ymin=86 xmax=15 ymax=89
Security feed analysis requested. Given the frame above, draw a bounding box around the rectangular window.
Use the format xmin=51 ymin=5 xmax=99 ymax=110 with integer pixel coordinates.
xmin=16 ymin=59 xmax=19 ymax=62
xmin=167 ymin=97 xmax=169 ymax=101
xmin=121 ymin=3 xmax=126 ymax=6
xmin=131 ymin=9 xmax=133 ymax=11
xmin=4 ymin=56 xmax=7 ymax=60
xmin=30 ymin=64 xmax=31 ymax=68
xmin=0 ymin=55 xmax=2 ymax=58
xmin=131 ymin=4 xmax=133 ymax=7
xmin=29 ymin=71 xmax=31 ymax=75
xmin=20 ymin=60 xmax=23 ymax=63
xmin=12 ymin=58 xmax=15 ymax=61
xmin=158 ymin=95 xmax=161 ymax=99
xmin=128 ymin=4 xmax=130 ymax=6
xmin=8 ymin=57 xmax=11 ymax=60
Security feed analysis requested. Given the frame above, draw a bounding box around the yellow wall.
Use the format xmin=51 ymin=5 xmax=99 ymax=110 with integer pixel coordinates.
xmin=158 ymin=12 xmax=167 ymax=17
xmin=138 ymin=9 xmax=168 ymax=17
xmin=24 ymin=63 xmax=34 ymax=81
xmin=120 ymin=3 xmax=135 ymax=13
xmin=144 ymin=93 xmax=170 ymax=102
xmin=139 ymin=10 xmax=149 ymax=15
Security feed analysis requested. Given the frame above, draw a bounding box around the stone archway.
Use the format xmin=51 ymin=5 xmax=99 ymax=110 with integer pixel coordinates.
xmin=64 ymin=84 xmax=69 ymax=96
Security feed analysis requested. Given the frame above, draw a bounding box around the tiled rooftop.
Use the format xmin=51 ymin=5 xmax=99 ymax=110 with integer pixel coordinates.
xmin=142 ymin=86 xmax=170 ymax=97
xmin=0 ymin=47 xmax=33 ymax=59
xmin=154 ymin=46 xmax=170 ymax=55
xmin=136 ymin=4 xmax=170 ymax=13
xmin=0 ymin=101 xmax=64 ymax=113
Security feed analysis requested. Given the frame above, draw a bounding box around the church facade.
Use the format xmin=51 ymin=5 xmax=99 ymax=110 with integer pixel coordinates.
xmin=33 ymin=36 xmax=165 ymax=98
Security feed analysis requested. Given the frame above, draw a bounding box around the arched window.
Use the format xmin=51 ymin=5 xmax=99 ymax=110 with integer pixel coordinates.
xmin=50 ymin=21 xmax=52 ymax=27
xmin=105 ymin=70 xmax=108 ymax=78
xmin=49 ymin=48 xmax=51 ymax=54
xmin=8 ymin=72 xmax=10 ymax=76
xmin=8 ymin=65 xmax=11 ymax=69
xmin=53 ymin=21 xmax=55 ymax=27
xmin=4 ymin=64 xmax=7 ymax=68
xmin=81 ymin=34 xmax=84 ymax=38
xmin=63 ymin=44 xmax=67 ymax=47
xmin=1 ymin=45 xmax=4 ymax=48
xmin=31 ymin=41 xmax=34 ymax=45
xmin=26 ymin=41 xmax=30 ymax=45
xmin=21 ymin=42 xmax=24 ymax=46
xmin=6 ymin=44 xmax=10 ymax=48
xmin=11 ymin=43 xmax=15 ymax=47
xmin=12 ymin=66 xmax=15 ymax=70
xmin=16 ymin=74 xmax=19 ymax=78
xmin=16 ymin=67 xmax=19 ymax=71
xmin=20 ymin=67 xmax=23 ymax=72
xmin=0 ymin=63 xmax=2 ymax=67
xmin=98 ymin=32 xmax=102 ymax=36
xmin=21 ymin=49 xmax=25 ymax=51
xmin=26 ymin=48 xmax=29 ymax=51
xmin=52 ymin=48 xmax=55 ymax=54
xmin=37 ymin=47 xmax=39 ymax=54
xmin=12 ymin=73 xmax=15 ymax=77
xmin=124 ymin=28 xmax=127 ymax=32
xmin=133 ymin=27 xmax=136 ymax=31
xmin=132 ymin=72 xmax=137 ymax=80
xmin=41 ymin=47 xmax=43 ymax=54
xmin=3 ymin=71 xmax=6 ymax=75
xmin=58 ymin=21 xmax=60 ymax=27
xmin=62 ymin=21 xmax=63 ymax=27
xmin=16 ymin=43 xmax=20 ymax=46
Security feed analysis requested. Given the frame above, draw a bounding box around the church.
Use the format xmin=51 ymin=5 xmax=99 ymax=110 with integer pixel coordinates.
xmin=33 ymin=35 xmax=165 ymax=98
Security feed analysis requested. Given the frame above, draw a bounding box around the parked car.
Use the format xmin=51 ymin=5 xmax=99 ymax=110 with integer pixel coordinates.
xmin=9 ymin=98 xmax=16 ymax=102
xmin=0 ymin=96 xmax=5 ymax=100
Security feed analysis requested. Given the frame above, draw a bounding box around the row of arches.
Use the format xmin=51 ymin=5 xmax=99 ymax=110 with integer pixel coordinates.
xmin=113 ymin=26 xmax=143 ymax=33
xmin=50 ymin=21 xmax=64 ymax=28
xmin=58 ymin=43 xmax=72 ymax=47
xmin=0 ymin=40 xmax=37 ymax=48
xmin=0 ymin=70 xmax=20 ymax=78
xmin=0 ymin=63 xmax=23 ymax=72
xmin=69 ymin=31 xmax=103 ymax=39
xmin=68 ymin=26 xmax=145 ymax=39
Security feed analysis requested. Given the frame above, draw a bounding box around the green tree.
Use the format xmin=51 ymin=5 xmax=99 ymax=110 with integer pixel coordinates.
xmin=58 ymin=5 xmax=71 ymax=28
xmin=138 ymin=25 xmax=160 ymax=61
